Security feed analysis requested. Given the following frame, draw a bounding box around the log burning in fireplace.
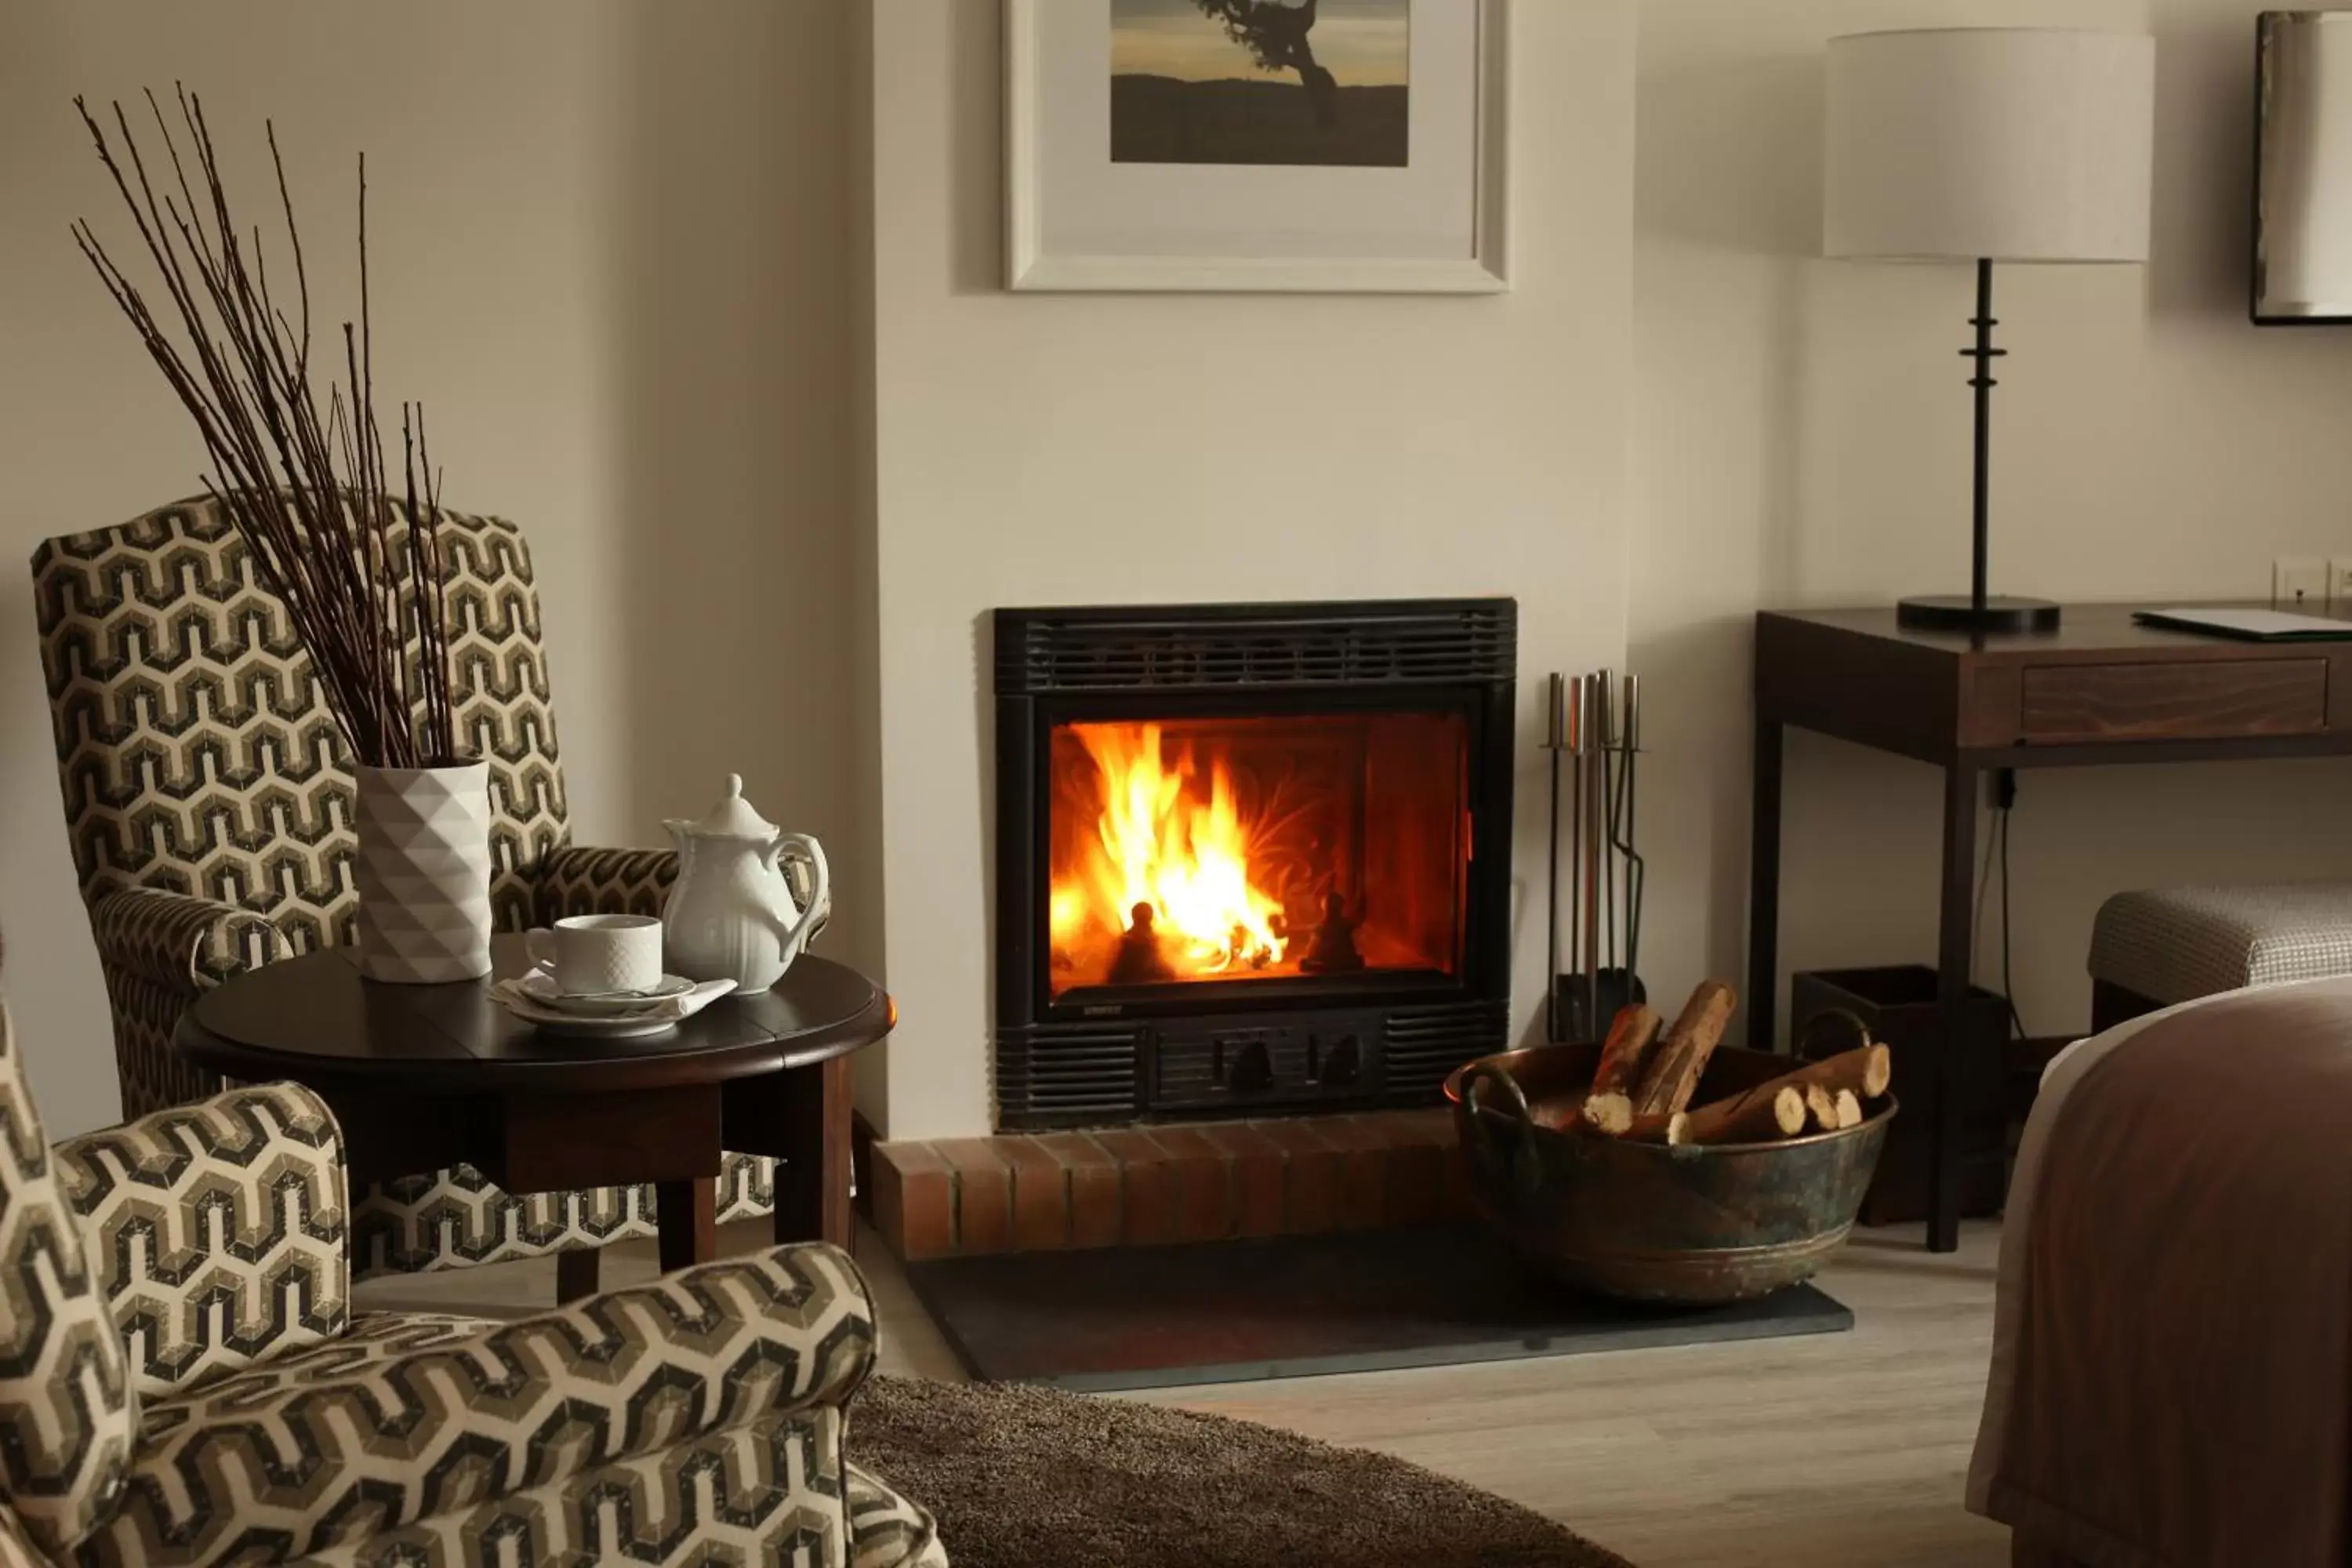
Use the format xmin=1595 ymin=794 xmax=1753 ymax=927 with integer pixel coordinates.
xmin=1046 ymin=714 xmax=1465 ymax=996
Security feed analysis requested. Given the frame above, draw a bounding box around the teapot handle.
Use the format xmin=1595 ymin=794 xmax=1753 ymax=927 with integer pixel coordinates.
xmin=771 ymin=833 xmax=832 ymax=951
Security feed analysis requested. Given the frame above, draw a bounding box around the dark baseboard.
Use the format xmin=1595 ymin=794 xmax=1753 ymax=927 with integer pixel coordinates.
xmin=851 ymin=1110 xmax=878 ymax=1221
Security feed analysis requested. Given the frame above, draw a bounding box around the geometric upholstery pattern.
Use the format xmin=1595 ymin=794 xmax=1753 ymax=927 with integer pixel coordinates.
xmin=0 ymin=1005 xmax=136 ymax=1559
xmin=31 ymin=497 xmax=779 ymax=1276
xmin=49 ymin=1081 xmax=348 ymax=1402
xmin=0 ymin=1001 xmax=941 ymax=1567
xmin=848 ymin=1460 xmax=950 ymax=1568
xmin=84 ymin=1247 xmax=884 ymax=1567
xmin=2089 ymin=882 xmax=2352 ymax=1007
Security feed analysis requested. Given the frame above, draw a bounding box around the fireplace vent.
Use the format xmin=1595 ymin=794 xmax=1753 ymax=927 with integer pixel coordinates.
xmin=1381 ymin=1000 xmax=1512 ymax=1096
xmin=993 ymin=1021 xmax=1141 ymax=1123
xmin=997 ymin=601 xmax=1515 ymax=695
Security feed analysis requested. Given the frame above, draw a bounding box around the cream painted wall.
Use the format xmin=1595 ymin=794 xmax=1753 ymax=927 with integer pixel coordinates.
xmin=0 ymin=1 xmax=861 ymax=1134
xmin=1634 ymin=0 xmax=2352 ymax=1044
xmin=865 ymin=2 xmax=1639 ymax=1141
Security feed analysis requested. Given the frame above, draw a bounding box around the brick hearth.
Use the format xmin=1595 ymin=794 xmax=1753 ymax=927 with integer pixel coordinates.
xmin=870 ymin=1109 xmax=1469 ymax=1261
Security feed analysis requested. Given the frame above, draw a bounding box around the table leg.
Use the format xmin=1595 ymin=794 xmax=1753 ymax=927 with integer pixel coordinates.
xmin=656 ymin=1178 xmax=719 ymax=1274
xmin=775 ymin=1054 xmax=855 ymax=1250
xmin=555 ymin=1247 xmax=600 ymax=1305
xmin=1930 ymin=761 xmax=1979 ymax=1255
xmin=1747 ymin=717 xmax=1785 ymax=1051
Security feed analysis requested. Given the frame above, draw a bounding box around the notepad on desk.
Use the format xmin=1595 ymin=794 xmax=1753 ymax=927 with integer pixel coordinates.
xmin=2132 ymin=608 xmax=2352 ymax=642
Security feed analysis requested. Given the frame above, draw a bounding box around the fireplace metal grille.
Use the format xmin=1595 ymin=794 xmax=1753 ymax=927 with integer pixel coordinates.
xmin=993 ymin=597 xmax=1516 ymax=1131
xmin=996 ymin=601 xmax=1515 ymax=695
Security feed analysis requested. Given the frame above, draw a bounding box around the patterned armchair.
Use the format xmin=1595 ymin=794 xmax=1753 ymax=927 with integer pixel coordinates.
xmin=31 ymin=497 xmax=778 ymax=1282
xmin=0 ymin=996 xmax=943 ymax=1568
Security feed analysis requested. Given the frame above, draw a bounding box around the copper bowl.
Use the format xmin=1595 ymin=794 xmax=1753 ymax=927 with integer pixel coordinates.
xmin=1443 ymin=1040 xmax=1894 ymax=1305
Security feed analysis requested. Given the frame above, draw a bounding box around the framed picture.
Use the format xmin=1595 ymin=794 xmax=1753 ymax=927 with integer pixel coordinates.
xmin=1006 ymin=0 xmax=1508 ymax=293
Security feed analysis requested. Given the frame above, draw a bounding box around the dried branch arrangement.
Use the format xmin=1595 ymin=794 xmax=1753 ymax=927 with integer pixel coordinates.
xmin=71 ymin=87 xmax=460 ymax=768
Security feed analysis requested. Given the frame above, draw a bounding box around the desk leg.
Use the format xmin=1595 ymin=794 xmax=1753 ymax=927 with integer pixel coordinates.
xmin=656 ymin=1178 xmax=719 ymax=1274
xmin=774 ymin=1055 xmax=855 ymax=1250
xmin=1747 ymin=718 xmax=1785 ymax=1051
xmin=1930 ymin=761 xmax=1978 ymax=1256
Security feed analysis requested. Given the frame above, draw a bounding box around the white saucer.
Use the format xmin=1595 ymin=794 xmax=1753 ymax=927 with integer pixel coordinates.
xmin=491 ymin=973 xmax=735 ymax=1039
xmin=515 ymin=967 xmax=696 ymax=1016
xmin=508 ymin=1011 xmax=681 ymax=1041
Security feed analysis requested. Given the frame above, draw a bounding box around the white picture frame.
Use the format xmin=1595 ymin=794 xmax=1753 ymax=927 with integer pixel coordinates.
xmin=1006 ymin=0 xmax=1509 ymax=293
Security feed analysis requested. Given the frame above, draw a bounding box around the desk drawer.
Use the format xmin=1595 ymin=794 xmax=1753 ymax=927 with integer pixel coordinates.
xmin=2018 ymin=659 xmax=2328 ymax=742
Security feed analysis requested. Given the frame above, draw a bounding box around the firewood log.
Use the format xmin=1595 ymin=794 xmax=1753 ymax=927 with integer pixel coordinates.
xmin=1628 ymin=982 xmax=1737 ymax=1120
xmin=1676 ymin=1083 xmax=1809 ymax=1143
xmin=1578 ymin=1006 xmax=1662 ymax=1134
xmin=1679 ymin=1044 xmax=1891 ymax=1145
xmin=1803 ymin=1083 xmax=1839 ymax=1131
xmin=1817 ymin=1040 xmax=1893 ymax=1102
xmin=1623 ymin=1110 xmax=1692 ymax=1146
xmin=1833 ymin=1088 xmax=1864 ymax=1129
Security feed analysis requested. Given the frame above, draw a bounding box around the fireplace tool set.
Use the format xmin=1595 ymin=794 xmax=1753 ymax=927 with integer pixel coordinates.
xmin=1544 ymin=670 xmax=1646 ymax=1045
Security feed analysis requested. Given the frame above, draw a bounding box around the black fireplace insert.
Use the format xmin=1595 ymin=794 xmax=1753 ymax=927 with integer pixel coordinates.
xmin=993 ymin=598 xmax=1515 ymax=1130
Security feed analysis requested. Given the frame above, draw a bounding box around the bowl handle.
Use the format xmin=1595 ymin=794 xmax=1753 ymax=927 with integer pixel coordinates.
xmin=1796 ymin=1005 xmax=1874 ymax=1062
xmin=1461 ymin=1060 xmax=1537 ymax=1192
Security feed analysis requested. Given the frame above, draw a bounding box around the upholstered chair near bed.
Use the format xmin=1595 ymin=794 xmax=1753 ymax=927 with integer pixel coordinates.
xmin=0 ymin=993 xmax=942 ymax=1568
xmin=29 ymin=496 xmax=778 ymax=1294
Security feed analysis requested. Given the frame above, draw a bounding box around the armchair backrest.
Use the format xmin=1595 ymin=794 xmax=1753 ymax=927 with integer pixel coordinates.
xmin=0 ymin=1005 xmax=134 ymax=1557
xmin=31 ymin=495 xmax=575 ymax=954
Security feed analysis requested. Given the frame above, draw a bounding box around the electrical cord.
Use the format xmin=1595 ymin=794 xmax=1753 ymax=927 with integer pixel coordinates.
xmin=1999 ymin=804 xmax=2027 ymax=1042
xmin=1971 ymin=782 xmax=2031 ymax=1044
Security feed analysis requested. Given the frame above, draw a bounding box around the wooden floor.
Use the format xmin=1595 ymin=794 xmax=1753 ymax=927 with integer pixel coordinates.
xmin=358 ymin=1219 xmax=2013 ymax=1568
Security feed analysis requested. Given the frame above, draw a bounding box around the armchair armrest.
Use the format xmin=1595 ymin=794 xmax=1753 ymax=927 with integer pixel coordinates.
xmin=0 ymin=1504 xmax=56 ymax=1568
xmin=534 ymin=845 xmax=677 ymax=925
xmin=106 ymin=1243 xmax=876 ymax=1556
xmin=51 ymin=1082 xmax=349 ymax=1398
xmin=88 ymin=887 xmax=277 ymax=995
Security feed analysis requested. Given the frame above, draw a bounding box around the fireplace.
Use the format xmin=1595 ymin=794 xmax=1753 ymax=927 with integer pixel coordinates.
xmin=993 ymin=598 xmax=1515 ymax=1129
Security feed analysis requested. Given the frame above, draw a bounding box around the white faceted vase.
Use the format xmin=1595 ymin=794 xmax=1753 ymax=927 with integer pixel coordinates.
xmin=353 ymin=761 xmax=494 ymax=983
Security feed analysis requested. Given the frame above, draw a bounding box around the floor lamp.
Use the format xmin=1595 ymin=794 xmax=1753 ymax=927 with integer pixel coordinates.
xmin=1824 ymin=28 xmax=2156 ymax=635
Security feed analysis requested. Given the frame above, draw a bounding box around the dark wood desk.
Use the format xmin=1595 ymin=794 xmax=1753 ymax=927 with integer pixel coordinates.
xmin=175 ymin=937 xmax=891 ymax=1272
xmin=1751 ymin=604 xmax=2352 ymax=1253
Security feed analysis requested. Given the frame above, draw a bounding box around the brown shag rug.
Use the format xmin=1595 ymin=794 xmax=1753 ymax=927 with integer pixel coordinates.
xmin=849 ymin=1375 xmax=1635 ymax=1568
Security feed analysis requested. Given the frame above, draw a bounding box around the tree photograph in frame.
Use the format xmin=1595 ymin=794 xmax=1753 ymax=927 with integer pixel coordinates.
xmin=1110 ymin=0 xmax=1411 ymax=169
xmin=1007 ymin=0 xmax=1505 ymax=293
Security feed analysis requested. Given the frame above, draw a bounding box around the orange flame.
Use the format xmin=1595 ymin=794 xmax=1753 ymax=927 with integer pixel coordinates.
xmin=1058 ymin=723 xmax=1287 ymax=977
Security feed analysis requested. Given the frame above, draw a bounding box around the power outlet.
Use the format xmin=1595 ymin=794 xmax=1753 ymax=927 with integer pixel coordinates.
xmin=2275 ymin=557 xmax=2329 ymax=608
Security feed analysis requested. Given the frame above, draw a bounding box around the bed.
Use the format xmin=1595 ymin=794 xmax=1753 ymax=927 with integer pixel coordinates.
xmin=1969 ymin=975 xmax=2352 ymax=1566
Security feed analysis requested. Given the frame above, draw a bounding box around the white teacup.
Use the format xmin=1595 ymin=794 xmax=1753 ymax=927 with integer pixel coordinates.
xmin=525 ymin=914 xmax=665 ymax=996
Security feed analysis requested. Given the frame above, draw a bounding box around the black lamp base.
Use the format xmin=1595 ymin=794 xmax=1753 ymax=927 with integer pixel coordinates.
xmin=1896 ymin=594 xmax=2062 ymax=634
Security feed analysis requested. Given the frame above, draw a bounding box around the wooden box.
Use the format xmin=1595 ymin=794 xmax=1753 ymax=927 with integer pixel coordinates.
xmin=1791 ymin=966 xmax=2007 ymax=1226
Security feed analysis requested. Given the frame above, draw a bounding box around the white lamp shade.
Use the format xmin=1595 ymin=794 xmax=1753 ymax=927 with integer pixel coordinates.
xmin=1824 ymin=28 xmax=2156 ymax=263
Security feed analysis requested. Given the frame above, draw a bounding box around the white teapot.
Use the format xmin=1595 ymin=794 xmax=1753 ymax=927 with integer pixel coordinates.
xmin=662 ymin=775 xmax=831 ymax=992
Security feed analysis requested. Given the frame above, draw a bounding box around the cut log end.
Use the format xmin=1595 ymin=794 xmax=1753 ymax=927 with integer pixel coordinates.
xmin=1772 ymin=1086 xmax=1807 ymax=1137
xmin=1581 ymin=1092 xmax=1633 ymax=1137
xmin=1860 ymin=1042 xmax=1893 ymax=1100
xmin=1834 ymin=1088 xmax=1864 ymax=1129
xmin=1624 ymin=1109 xmax=1691 ymax=1146
xmin=1803 ymin=1083 xmax=1838 ymax=1131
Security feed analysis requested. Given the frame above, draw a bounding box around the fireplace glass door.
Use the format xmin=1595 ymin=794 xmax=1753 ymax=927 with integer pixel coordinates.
xmin=1045 ymin=711 xmax=1470 ymax=1001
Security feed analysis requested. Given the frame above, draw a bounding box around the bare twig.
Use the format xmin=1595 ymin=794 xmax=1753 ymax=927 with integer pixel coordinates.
xmin=72 ymin=89 xmax=457 ymax=768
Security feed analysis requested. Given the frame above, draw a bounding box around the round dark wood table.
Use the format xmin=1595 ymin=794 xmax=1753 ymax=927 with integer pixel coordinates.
xmin=175 ymin=935 xmax=891 ymax=1276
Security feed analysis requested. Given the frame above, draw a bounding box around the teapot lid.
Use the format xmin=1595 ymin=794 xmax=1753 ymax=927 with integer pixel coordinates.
xmin=682 ymin=774 xmax=780 ymax=840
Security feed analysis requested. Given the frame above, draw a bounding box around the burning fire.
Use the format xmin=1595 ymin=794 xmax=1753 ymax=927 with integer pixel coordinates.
xmin=1053 ymin=723 xmax=1290 ymax=978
